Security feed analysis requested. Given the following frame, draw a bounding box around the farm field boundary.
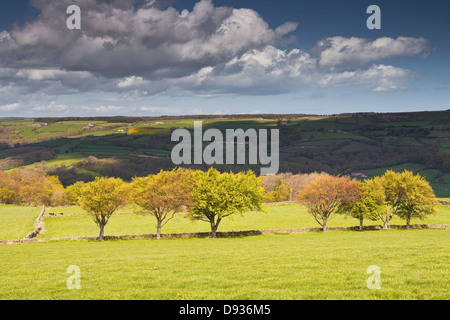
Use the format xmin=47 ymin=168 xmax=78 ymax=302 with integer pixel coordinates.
xmin=23 ymin=206 xmax=46 ymax=240
xmin=2 ymin=223 xmax=449 ymax=244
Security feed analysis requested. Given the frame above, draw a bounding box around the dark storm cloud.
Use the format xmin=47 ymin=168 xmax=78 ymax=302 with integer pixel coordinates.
xmin=0 ymin=0 xmax=434 ymax=114
xmin=1 ymin=0 xmax=280 ymax=78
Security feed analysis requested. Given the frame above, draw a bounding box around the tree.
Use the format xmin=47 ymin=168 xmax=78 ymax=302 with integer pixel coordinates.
xmin=78 ymin=177 xmax=129 ymax=241
xmin=131 ymin=168 xmax=194 ymax=239
xmin=364 ymin=170 xmax=438 ymax=229
xmin=263 ymin=176 xmax=290 ymax=202
xmin=338 ymin=180 xmax=383 ymax=230
xmin=363 ymin=176 xmax=388 ymax=229
xmin=261 ymin=172 xmax=327 ymax=202
xmin=0 ymin=169 xmax=66 ymax=206
xmin=395 ymin=170 xmax=438 ymax=229
xmin=65 ymin=181 xmax=86 ymax=205
xmin=296 ymin=174 xmax=359 ymax=232
xmin=0 ymin=187 xmax=14 ymax=204
xmin=285 ymin=172 xmax=327 ymax=201
xmin=189 ymin=168 xmax=265 ymax=238
xmin=261 ymin=174 xmax=280 ymax=193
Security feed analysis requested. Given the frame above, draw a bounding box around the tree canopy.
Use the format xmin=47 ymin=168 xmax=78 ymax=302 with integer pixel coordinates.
xmin=296 ymin=174 xmax=359 ymax=231
xmin=394 ymin=170 xmax=438 ymax=228
xmin=0 ymin=169 xmax=66 ymax=206
xmin=338 ymin=180 xmax=383 ymax=230
xmin=78 ymin=176 xmax=129 ymax=240
xmin=131 ymin=168 xmax=194 ymax=239
xmin=189 ymin=168 xmax=265 ymax=238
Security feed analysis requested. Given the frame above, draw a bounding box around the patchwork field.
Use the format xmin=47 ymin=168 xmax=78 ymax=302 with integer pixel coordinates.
xmin=1 ymin=111 xmax=450 ymax=196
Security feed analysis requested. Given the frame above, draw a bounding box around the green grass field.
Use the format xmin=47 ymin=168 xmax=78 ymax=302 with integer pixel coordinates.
xmin=1 ymin=113 xmax=450 ymax=300
xmin=36 ymin=204 xmax=450 ymax=240
xmin=0 ymin=204 xmax=449 ymax=299
xmin=0 ymin=205 xmax=42 ymax=241
xmin=0 ymin=229 xmax=448 ymax=299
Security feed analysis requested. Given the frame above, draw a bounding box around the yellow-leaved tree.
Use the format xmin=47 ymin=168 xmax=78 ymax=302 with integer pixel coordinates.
xmin=393 ymin=170 xmax=438 ymax=229
xmin=78 ymin=177 xmax=129 ymax=241
xmin=363 ymin=170 xmax=437 ymax=229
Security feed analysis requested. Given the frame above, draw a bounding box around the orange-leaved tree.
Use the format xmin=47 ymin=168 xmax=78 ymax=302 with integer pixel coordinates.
xmin=131 ymin=168 xmax=194 ymax=239
xmin=296 ymin=174 xmax=359 ymax=232
xmin=0 ymin=169 xmax=65 ymax=206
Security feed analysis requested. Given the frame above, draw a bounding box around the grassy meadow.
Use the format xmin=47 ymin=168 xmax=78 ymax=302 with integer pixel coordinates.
xmin=0 ymin=229 xmax=448 ymax=299
xmin=36 ymin=203 xmax=450 ymax=240
xmin=0 ymin=202 xmax=449 ymax=299
xmin=0 ymin=205 xmax=42 ymax=241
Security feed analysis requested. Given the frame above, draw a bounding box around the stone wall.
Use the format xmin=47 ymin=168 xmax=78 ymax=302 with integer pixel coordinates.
xmin=23 ymin=206 xmax=46 ymax=240
xmin=2 ymin=223 xmax=448 ymax=244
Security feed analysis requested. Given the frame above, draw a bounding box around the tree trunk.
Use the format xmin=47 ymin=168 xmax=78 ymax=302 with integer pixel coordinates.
xmin=157 ymin=225 xmax=161 ymax=239
xmin=322 ymin=217 xmax=328 ymax=232
xmin=209 ymin=218 xmax=221 ymax=238
xmin=98 ymin=223 xmax=105 ymax=241
xmin=383 ymin=209 xmax=390 ymax=230
xmin=210 ymin=223 xmax=217 ymax=238
xmin=383 ymin=207 xmax=392 ymax=230
xmin=156 ymin=220 xmax=162 ymax=240
xmin=359 ymin=217 xmax=364 ymax=231
xmin=406 ymin=217 xmax=411 ymax=230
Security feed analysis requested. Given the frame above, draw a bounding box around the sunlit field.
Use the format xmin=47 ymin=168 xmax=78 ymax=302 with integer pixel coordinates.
xmin=0 ymin=205 xmax=41 ymax=241
xmin=1 ymin=203 xmax=448 ymax=300
xmin=36 ymin=203 xmax=450 ymax=239
xmin=0 ymin=229 xmax=448 ymax=299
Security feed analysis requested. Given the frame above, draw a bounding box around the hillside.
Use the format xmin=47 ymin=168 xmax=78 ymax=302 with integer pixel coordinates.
xmin=0 ymin=110 xmax=449 ymax=196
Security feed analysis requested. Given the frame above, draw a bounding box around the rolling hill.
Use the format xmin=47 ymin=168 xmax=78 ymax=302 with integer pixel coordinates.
xmin=0 ymin=110 xmax=449 ymax=196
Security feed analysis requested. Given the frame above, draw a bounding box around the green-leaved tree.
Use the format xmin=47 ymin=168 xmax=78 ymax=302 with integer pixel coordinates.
xmin=189 ymin=168 xmax=265 ymax=238
xmin=365 ymin=170 xmax=402 ymax=229
xmin=338 ymin=180 xmax=383 ymax=230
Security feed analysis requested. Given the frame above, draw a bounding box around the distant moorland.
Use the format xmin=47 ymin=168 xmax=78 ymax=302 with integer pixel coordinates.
xmin=0 ymin=110 xmax=449 ymax=196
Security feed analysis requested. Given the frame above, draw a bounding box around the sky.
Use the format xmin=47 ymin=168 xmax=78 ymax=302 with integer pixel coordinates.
xmin=0 ymin=0 xmax=449 ymax=117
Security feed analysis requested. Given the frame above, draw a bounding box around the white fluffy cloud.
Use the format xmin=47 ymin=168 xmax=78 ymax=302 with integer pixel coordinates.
xmin=180 ymin=45 xmax=416 ymax=94
xmin=316 ymin=64 xmax=414 ymax=92
xmin=313 ymin=36 xmax=431 ymax=68
xmin=95 ymin=105 xmax=122 ymax=113
xmin=0 ymin=0 xmax=434 ymax=114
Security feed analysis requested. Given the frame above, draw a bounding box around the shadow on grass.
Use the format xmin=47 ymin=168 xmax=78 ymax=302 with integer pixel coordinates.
xmin=2 ymin=224 xmax=448 ymax=244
